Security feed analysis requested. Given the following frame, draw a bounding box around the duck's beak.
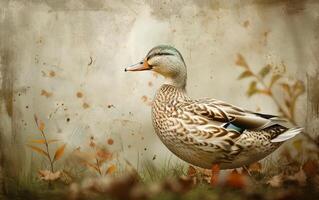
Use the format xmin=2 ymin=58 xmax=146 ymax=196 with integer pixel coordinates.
xmin=124 ymin=59 xmax=152 ymax=72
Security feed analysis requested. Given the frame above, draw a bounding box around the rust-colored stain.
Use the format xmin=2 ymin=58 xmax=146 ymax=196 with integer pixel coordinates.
xmin=49 ymin=70 xmax=55 ymax=77
xmin=141 ymin=95 xmax=148 ymax=102
xmin=76 ymin=92 xmax=83 ymax=98
xmin=243 ymin=20 xmax=250 ymax=28
xmin=82 ymin=102 xmax=90 ymax=109
xmin=41 ymin=89 xmax=53 ymax=98
xmin=107 ymin=138 xmax=114 ymax=145
xmin=148 ymin=81 xmax=153 ymax=87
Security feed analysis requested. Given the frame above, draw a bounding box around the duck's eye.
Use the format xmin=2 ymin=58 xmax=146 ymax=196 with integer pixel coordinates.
xmin=147 ymin=52 xmax=175 ymax=61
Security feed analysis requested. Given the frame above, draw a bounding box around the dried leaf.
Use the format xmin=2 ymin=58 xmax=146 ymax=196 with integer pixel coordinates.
xmin=238 ymin=70 xmax=253 ymax=80
xmin=258 ymin=64 xmax=271 ymax=78
xmin=281 ymin=83 xmax=292 ymax=97
xmin=53 ymin=144 xmax=66 ymax=162
xmin=29 ymin=139 xmax=59 ymax=144
xmin=30 ymin=139 xmax=46 ymax=144
xmin=269 ymin=74 xmax=282 ymax=88
xmin=105 ymin=164 xmax=116 ymax=175
xmin=235 ymin=54 xmax=249 ymax=68
xmin=287 ymin=169 xmax=306 ymax=186
xmin=293 ymin=80 xmax=305 ymax=96
xmin=96 ymin=149 xmax=112 ymax=160
xmin=268 ymin=174 xmax=283 ymax=187
xmin=38 ymin=170 xmax=61 ymax=181
xmin=27 ymin=144 xmax=49 ymax=158
xmin=247 ymin=81 xmax=257 ymax=97
xmin=248 ymin=162 xmax=262 ymax=172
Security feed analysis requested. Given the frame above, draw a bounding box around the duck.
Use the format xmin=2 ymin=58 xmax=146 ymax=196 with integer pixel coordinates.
xmin=124 ymin=45 xmax=303 ymax=170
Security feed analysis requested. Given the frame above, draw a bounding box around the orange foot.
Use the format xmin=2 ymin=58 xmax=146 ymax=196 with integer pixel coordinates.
xmin=210 ymin=164 xmax=220 ymax=186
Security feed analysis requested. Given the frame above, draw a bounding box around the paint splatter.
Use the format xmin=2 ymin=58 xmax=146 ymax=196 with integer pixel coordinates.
xmin=107 ymin=138 xmax=114 ymax=145
xmin=41 ymin=89 xmax=53 ymax=98
xmin=82 ymin=102 xmax=90 ymax=109
xmin=76 ymin=92 xmax=83 ymax=98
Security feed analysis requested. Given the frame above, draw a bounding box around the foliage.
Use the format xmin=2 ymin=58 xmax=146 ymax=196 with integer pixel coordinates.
xmin=26 ymin=115 xmax=67 ymax=188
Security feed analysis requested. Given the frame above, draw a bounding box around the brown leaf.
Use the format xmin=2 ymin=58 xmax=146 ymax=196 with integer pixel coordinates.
xmin=247 ymin=81 xmax=257 ymax=97
xmin=27 ymin=144 xmax=49 ymax=158
xmin=238 ymin=70 xmax=253 ymax=80
xmin=96 ymin=149 xmax=112 ymax=160
xmin=287 ymin=169 xmax=306 ymax=186
xmin=293 ymin=80 xmax=305 ymax=96
xmin=38 ymin=170 xmax=61 ymax=181
xmin=258 ymin=64 xmax=271 ymax=78
xmin=53 ymin=144 xmax=66 ymax=162
xmin=248 ymin=162 xmax=262 ymax=172
xmin=267 ymin=174 xmax=283 ymax=187
xmin=29 ymin=139 xmax=59 ymax=144
xmin=105 ymin=164 xmax=116 ymax=175
xmin=280 ymin=83 xmax=292 ymax=97
xmin=235 ymin=54 xmax=249 ymax=68
xmin=269 ymin=74 xmax=282 ymax=88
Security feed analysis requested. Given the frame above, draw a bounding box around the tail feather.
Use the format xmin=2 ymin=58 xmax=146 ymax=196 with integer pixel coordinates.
xmin=271 ymin=127 xmax=303 ymax=143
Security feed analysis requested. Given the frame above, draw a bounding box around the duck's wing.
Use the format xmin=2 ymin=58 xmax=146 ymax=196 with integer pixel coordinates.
xmin=181 ymin=98 xmax=284 ymax=131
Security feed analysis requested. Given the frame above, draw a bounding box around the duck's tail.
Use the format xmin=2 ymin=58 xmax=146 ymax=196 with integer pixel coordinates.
xmin=271 ymin=127 xmax=303 ymax=143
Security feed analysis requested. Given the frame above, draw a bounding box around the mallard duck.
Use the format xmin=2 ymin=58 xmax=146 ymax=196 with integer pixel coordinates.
xmin=125 ymin=45 xmax=302 ymax=169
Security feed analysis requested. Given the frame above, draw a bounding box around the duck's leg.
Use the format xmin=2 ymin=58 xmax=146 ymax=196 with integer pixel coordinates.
xmin=210 ymin=164 xmax=220 ymax=186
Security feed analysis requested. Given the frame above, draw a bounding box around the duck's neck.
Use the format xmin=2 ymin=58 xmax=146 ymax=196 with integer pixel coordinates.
xmin=157 ymin=84 xmax=188 ymax=101
xmin=166 ymin=69 xmax=187 ymax=89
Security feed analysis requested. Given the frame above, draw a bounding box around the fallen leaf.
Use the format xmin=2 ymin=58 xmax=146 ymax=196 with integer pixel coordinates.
xmin=53 ymin=144 xmax=66 ymax=162
xmin=287 ymin=169 xmax=306 ymax=186
xmin=248 ymin=162 xmax=262 ymax=172
xmin=38 ymin=170 xmax=61 ymax=181
xmin=267 ymin=174 xmax=283 ymax=187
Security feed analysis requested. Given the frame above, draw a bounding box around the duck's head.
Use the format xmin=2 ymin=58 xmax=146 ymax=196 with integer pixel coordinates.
xmin=125 ymin=45 xmax=187 ymax=88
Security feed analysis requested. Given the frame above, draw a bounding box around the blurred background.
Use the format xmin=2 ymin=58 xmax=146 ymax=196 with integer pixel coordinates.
xmin=0 ymin=0 xmax=318 ymax=196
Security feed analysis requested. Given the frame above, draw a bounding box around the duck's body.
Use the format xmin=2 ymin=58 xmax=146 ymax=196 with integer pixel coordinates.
xmin=125 ymin=45 xmax=302 ymax=169
xmin=152 ymin=84 xmax=290 ymax=169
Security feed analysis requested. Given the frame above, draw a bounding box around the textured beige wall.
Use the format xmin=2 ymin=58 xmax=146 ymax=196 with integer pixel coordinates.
xmin=0 ymin=0 xmax=318 ymax=175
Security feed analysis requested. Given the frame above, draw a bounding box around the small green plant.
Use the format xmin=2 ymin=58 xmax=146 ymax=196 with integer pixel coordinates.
xmin=27 ymin=114 xmax=66 ymax=188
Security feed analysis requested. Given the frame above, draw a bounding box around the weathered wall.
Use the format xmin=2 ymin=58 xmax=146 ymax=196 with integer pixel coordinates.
xmin=0 ymin=0 xmax=318 ymax=179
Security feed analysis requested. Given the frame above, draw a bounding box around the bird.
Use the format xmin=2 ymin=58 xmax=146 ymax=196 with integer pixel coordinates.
xmin=125 ymin=45 xmax=303 ymax=170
